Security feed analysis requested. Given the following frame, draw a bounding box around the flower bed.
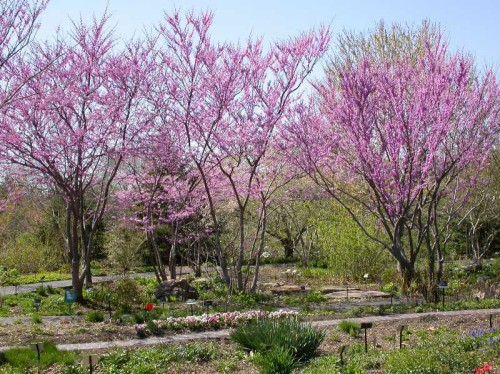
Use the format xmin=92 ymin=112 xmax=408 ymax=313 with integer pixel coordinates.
xmin=135 ymin=309 xmax=298 ymax=337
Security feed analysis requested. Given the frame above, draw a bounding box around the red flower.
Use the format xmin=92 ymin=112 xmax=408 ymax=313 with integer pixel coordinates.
xmin=476 ymin=363 xmax=493 ymax=374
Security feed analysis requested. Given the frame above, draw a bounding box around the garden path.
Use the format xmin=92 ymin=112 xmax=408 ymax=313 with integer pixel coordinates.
xmin=0 ymin=269 xmax=205 ymax=296
xmin=0 ymin=307 xmax=496 ymax=353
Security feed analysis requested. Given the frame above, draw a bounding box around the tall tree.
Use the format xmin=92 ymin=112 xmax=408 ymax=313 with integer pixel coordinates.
xmin=144 ymin=10 xmax=330 ymax=290
xmin=287 ymin=25 xmax=500 ymax=299
xmin=0 ymin=15 xmax=145 ymax=301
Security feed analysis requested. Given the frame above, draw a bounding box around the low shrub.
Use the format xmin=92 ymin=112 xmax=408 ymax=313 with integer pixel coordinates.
xmin=338 ymin=320 xmax=360 ymax=337
xmin=231 ymin=317 xmax=325 ymax=363
xmin=84 ymin=310 xmax=105 ymax=323
xmin=253 ymin=346 xmax=299 ymax=374
xmin=305 ymin=290 xmax=327 ymax=303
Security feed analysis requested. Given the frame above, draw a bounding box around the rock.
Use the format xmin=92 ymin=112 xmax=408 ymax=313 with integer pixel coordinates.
xmin=320 ymin=286 xmax=360 ymax=294
xmin=271 ymin=284 xmax=309 ymax=295
xmin=155 ymin=279 xmax=199 ymax=301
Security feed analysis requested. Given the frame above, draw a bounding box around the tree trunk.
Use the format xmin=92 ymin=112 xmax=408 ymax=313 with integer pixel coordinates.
xmin=251 ymin=205 xmax=267 ymax=292
xmin=66 ymin=204 xmax=85 ymax=303
xmin=236 ymin=209 xmax=245 ymax=291
xmin=147 ymin=230 xmax=167 ymax=282
xmin=169 ymin=222 xmax=178 ymax=280
xmin=195 ymin=162 xmax=231 ymax=285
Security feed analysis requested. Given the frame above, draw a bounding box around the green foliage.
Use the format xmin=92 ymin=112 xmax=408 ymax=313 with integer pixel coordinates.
xmin=381 ymin=282 xmax=398 ymax=294
xmin=31 ymin=313 xmax=42 ymax=324
xmin=384 ymin=345 xmax=480 ymax=373
xmin=253 ymin=346 xmax=299 ymax=374
xmin=338 ymin=320 xmax=361 ymax=337
xmin=0 ymin=268 xmax=70 ymax=286
xmin=316 ymin=201 xmax=393 ymax=282
xmin=0 ymin=289 xmax=76 ymax=317
xmin=146 ymin=320 xmax=162 ymax=336
xmin=84 ymin=310 xmax=105 ymax=323
xmin=36 ymin=286 xmax=47 ymax=296
xmin=96 ymin=342 xmax=219 ymax=373
xmin=0 ymin=342 xmax=77 ymax=370
xmin=231 ymin=317 xmax=325 ymax=363
xmin=1 ymin=232 xmax=63 ymax=273
xmin=104 ymin=227 xmax=145 ymax=273
xmin=309 ymin=327 xmax=498 ymax=374
xmin=232 ymin=292 xmax=273 ymax=307
xmin=305 ymin=290 xmax=327 ymax=303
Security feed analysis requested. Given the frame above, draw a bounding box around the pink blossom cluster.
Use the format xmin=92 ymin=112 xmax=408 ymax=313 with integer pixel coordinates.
xmin=135 ymin=309 xmax=298 ymax=334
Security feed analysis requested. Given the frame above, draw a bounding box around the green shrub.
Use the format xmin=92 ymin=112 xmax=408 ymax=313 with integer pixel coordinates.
xmin=305 ymin=290 xmax=327 ymax=303
xmin=338 ymin=320 xmax=360 ymax=337
xmin=231 ymin=317 xmax=325 ymax=363
xmin=85 ymin=310 xmax=105 ymax=323
xmin=253 ymin=346 xmax=299 ymax=374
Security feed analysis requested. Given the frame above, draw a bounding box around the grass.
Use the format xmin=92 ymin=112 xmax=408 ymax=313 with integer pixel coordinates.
xmin=338 ymin=320 xmax=361 ymax=337
xmin=0 ymin=289 xmax=81 ymax=317
xmin=61 ymin=342 xmax=235 ymax=373
xmin=0 ymin=342 xmax=77 ymax=371
xmin=1 ymin=272 xmax=71 ymax=286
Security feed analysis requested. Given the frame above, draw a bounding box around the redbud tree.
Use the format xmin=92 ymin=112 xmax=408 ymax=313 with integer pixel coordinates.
xmin=0 ymin=15 xmax=145 ymax=301
xmin=140 ymin=11 xmax=330 ymax=290
xmin=288 ymin=26 xmax=500 ymax=299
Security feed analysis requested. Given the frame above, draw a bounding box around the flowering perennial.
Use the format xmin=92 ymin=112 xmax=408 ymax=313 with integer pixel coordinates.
xmin=135 ymin=309 xmax=298 ymax=335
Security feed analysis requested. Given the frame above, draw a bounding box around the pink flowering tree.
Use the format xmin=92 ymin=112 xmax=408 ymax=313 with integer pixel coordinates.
xmin=288 ymin=31 xmax=500 ymax=299
xmin=0 ymin=0 xmax=48 ymax=109
xmin=0 ymin=15 xmax=146 ymax=301
xmin=119 ymin=132 xmax=206 ymax=282
xmin=143 ymin=10 xmax=330 ymax=290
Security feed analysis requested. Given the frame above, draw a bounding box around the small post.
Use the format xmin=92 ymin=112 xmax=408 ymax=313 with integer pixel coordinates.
xmin=438 ymin=280 xmax=447 ymax=310
xmin=203 ymin=300 xmax=213 ymax=315
xmin=82 ymin=354 xmax=100 ymax=374
xmin=186 ymin=299 xmax=197 ymax=315
xmin=346 ymin=283 xmax=349 ymax=301
xmin=40 ymin=275 xmax=45 ymax=291
xmin=338 ymin=345 xmax=347 ymax=368
xmin=33 ymin=298 xmax=41 ymax=312
xmin=360 ymin=322 xmax=373 ymax=353
xmin=490 ymin=314 xmax=493 ymax=329
xmin=399 ymin=325 xmax=407 ymax=349
xmin=31 ymin=343 xmax=44 ymax=374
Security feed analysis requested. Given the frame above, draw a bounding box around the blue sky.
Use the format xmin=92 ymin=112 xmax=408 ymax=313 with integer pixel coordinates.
xmin=38 ymin=1 xmax=499 ymax=71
